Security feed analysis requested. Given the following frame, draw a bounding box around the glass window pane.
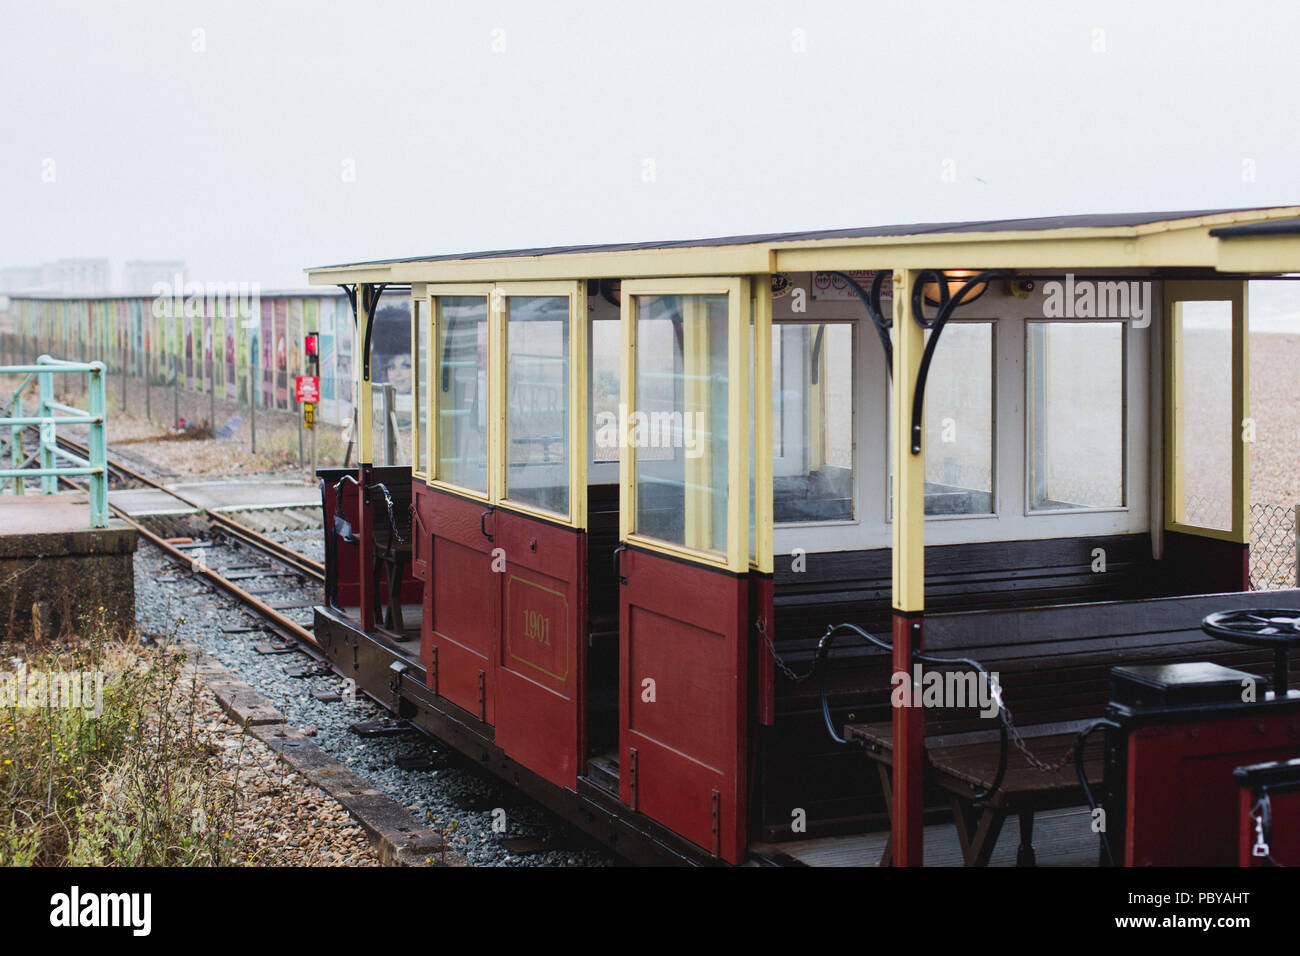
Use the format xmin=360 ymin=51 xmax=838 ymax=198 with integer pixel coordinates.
xmin=773 ymin=323 xmax=854 ymax=523
xmin=887 ymin=322 xmax=994 ymax=518
xmin=415 ymin=299 xmax=428 ymax=474
xmin=1027 ymin=321 xmax=1125 ymax=511
xmin=591 ymin=319 xmax=620 ymax=464
xmin=435 ymin=296 xmax=489 ymax=493
xmin=1175 ymin=302 xmax=1232 ymax=529
xmin=633 ymin=293 xmax=729 ymax=555
xmin=505 ymin=295 xmax=570 ymax=516
xmin=925 ymin=323 xmax=994 ymax=515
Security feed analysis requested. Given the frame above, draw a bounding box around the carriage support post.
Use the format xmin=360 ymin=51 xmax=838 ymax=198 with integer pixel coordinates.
xmin=353 ymin=283 xmax=377 ymax=633
xmin=891 ymin=268 xmax=926 ymax=866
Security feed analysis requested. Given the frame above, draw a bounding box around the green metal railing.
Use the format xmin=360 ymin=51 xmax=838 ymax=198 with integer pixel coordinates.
xmin=0 ymin=355 xmax=108 ymax=527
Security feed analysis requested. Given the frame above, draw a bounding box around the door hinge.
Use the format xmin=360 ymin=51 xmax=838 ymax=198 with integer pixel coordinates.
xmin=711 ymin=788 xmax=721 ymax=858
xmin=429 ymin=645 xmax=437 ymax=695
xmin=628 ymin=747 xmax=638 ymax=811
xmin=477 ymin=669 xmax=486 ymax=721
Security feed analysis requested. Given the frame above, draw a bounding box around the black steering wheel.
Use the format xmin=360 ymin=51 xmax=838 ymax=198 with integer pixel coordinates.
xmin=1201 ymin=609 xmax=1300 ymax=696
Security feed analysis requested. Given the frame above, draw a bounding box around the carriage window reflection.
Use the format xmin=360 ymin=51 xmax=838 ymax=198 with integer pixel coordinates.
xmin=632 ymin=293 xmax=729 ymax=555
xmin=1172 ymin=302 xmax=1231 ymax=529
xmin=505 ymin=295 xmax=570 ymax=516
xmin=773 ymin=323 xmax=854 ymax=523
xmin=435 ymin=296 xmax=489 ymax=494
xmin=1027 ymin=321 xmax=1125 ymax=511
xmin=888 ymin=321 xmax=994 ymax=517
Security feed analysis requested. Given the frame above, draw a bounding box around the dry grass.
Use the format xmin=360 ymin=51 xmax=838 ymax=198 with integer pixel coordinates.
xmin=0 ymin=615 xmax=375 ymax=866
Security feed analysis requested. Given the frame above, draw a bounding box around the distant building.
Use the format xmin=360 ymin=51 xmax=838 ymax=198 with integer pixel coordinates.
xmin=0 ymin=265 xmax=42 ymax=293
xmin=122 ymin=260 xmax=186 ymax=294
xmin=0 ymin=258 xmax=110 ymax=294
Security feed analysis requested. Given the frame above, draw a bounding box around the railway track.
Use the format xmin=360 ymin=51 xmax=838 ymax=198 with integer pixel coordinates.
xmin=48 ymin=432 xmax=324 ymax=650
xmin=19 ymin=428 xmax=612 ymax=865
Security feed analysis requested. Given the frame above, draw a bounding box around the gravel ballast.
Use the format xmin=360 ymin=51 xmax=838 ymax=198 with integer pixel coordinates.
xmin=134 ymin=545 xmax=616 ymax=868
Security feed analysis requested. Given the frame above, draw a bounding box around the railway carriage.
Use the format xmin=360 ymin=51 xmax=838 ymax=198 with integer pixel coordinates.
xmin=308 ymin=207 xmax=1300 ymax=866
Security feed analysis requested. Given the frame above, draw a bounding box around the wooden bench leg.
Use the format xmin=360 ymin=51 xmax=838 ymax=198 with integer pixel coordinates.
xmin=950 ymin=795 xmax=979 ymax=864
xmin=960 ymin=804 xmax=1006 ymax=867
xmin=1016 ymin=810 xmax=1037 ymax=867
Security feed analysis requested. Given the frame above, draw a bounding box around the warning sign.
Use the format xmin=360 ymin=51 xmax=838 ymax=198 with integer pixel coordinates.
xmin=295 ymin=375 xmax=320 ymax=404
xmin=303 ymin=402 xmax=315 ymax=428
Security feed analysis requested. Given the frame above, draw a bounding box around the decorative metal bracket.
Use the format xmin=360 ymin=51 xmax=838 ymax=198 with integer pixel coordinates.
xmin=908 ymin=269 xmax=1008 ymax=455
xmin=829 ymin=271 xmax=893 ymax=378
xmin=338 ymin=282 xmax=389 ymax=383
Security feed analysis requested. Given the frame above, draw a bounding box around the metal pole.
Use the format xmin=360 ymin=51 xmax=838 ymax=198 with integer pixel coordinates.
xmin=249 ymin=370 xmax=256 ymax=453
xmin=172 ymin=354 xmax=179 ymax=428
xmin=298 ymin=401 xmax=304 ymax=467
xmin=209 ymin=357 xmax=215 ymax=432
xmin=37 ymin=365 xmax=55 ymax=494
xmin=88 ymin=362 xmax=107 ymax=528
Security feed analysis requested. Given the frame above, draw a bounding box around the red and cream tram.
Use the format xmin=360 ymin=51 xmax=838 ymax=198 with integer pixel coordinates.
xmin=308 ymin=207 xmax=1300 ymax=866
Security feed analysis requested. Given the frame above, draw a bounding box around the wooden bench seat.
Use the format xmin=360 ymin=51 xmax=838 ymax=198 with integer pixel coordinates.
xmin=845 ymin=719 xmax=1105 ymax=866
xmin=819 ymin=587 xmax=1300 ymax=865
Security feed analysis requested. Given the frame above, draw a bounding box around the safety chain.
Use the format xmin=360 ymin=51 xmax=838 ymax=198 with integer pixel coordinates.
xmin=995 ymin=684 xmax=1078 ymax=773
xmin=758 ymin=617 xmax=819 ymax=683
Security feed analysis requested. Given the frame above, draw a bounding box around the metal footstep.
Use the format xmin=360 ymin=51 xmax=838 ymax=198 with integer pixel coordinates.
xmin=349 ymin=718 xmax=413 ymax=738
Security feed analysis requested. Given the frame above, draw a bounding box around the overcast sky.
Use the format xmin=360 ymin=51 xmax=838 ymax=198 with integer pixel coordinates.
xmin=2 ymin=0 xmax=1299 ymax=291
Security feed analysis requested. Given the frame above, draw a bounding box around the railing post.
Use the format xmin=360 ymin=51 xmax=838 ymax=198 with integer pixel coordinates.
xmin=37 ymin=360 xmax=56 ymax=494
xmin=88 ymin=361 xmax=107 ymax=528
xmin=8 ymin=422 xmax=21 ymax=495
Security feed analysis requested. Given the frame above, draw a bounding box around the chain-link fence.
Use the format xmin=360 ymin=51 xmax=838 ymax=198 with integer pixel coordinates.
xmin=1251 ymin=502 xmax=1297 ymax=591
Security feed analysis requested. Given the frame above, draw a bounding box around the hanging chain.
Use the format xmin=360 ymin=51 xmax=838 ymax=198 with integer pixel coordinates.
xmin=758 ymin=616 xmax=819 ymax=683
xmin=991 ymin=680 xmax=1078 ymax=773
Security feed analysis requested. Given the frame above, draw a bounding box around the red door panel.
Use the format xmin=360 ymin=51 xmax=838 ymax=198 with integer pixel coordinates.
xmin=1126 ymin=711 xmax=1300 ymax=865
xmin=619 ymin=547 xmax=748 ymax=863
xmin=493 ymin=509 xmax=585 ymax=791
xmin=422 ymin=486 xmax=496 ymax=724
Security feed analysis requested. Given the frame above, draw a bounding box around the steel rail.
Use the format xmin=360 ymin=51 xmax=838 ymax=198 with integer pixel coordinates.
xmin=55 ymin=434 xmax=325 ymax=582
xmin=50 ymin=465 xmax=321 ymax=649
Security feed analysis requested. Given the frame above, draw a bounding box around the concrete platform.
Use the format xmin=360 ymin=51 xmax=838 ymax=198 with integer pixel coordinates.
xmin=0 ymin=491 xmax=137 ymax=641
xmin=111 ymin=479 xmax=321 ymax=517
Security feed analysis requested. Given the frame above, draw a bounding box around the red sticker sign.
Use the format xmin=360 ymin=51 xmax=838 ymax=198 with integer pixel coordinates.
xmin=294 ymin=375 xmax=320 ymax=403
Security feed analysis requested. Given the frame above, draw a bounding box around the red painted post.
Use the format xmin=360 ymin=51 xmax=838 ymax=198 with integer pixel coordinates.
xmin=357 ymin=461 xmax=375 ymax=632
xmin=892 ymin=611 xmax=925 ymax=866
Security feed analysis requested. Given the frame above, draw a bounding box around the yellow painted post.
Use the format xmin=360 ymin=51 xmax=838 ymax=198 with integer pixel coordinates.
xmin=726 ymin=278 xmax=751 ymax=569
xmin=356 ymin=287 xmax=373 ymax=466
xmin=489 ymin=286 xmax=506 ymax=506
xmin=751 ymin=277 xmax=773 ymax=574
xmin=890 ymin=268 xmax=925 ymax=867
